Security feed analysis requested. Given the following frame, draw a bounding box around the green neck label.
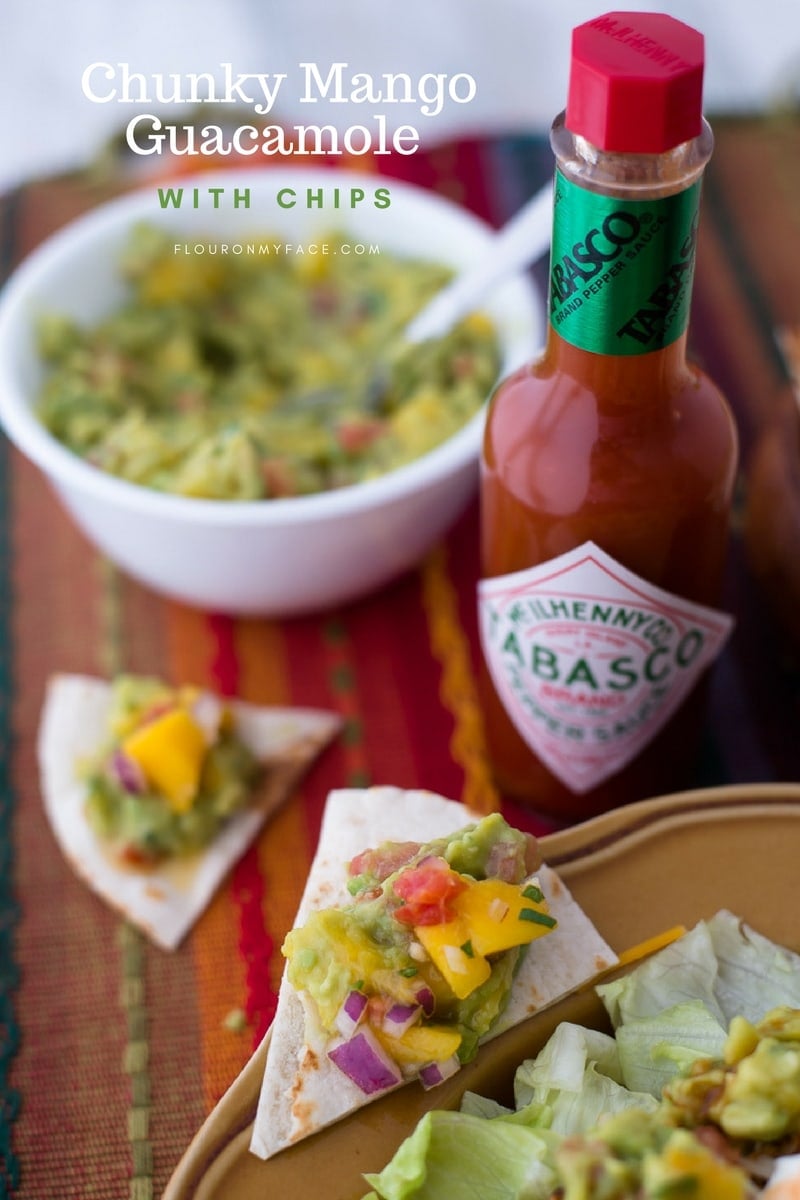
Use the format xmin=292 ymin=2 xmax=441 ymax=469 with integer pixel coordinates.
xmin=549 ymin=170 xmax=701 ymax=355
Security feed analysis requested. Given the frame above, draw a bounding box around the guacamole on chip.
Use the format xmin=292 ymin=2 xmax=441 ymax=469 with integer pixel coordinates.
xmin=250 ymin=788 xmax=617 ymax=1160
xmin=38 ymin=673 xmax=340 ymax=948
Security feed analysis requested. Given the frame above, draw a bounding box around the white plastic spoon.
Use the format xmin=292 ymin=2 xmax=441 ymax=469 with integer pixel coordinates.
xmin=402 ymin=181 xmax=553 ymax=345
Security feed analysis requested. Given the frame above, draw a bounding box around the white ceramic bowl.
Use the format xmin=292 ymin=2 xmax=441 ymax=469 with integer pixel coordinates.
xmin=0 ymin=168 xmax=543 ymax=615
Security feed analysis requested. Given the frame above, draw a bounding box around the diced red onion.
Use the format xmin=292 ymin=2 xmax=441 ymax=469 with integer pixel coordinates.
xmin=486 ymin=839 xmax=523 ymax=882
xmin=381 ymin=1002 xmax=421 ymax=1038
xmin=109 ymin=750 xmax=146 ymax=795
xmin=327 ymin=1029 xmax=403 ymax=1095
xmin=412 ymin=985 xmax=436 ymax=1017
xmin=419 ymin=1054 xmax=461 ymax=1090
xmin=334 ymin=989 xmax=368 ymax=1037
xmin=348 ymin=841 xmax=421 ymax=882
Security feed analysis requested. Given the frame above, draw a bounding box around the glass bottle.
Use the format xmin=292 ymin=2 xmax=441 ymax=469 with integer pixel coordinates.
xmin=478 ymin=12 xmax=738 ymax=821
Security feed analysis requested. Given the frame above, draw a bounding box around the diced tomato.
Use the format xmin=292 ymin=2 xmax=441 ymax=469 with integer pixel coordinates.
xmin=119 ymin=843 xmax=159 ymax=867
xmin=175 ymin=389 xmax=204 ymax=414
xmin=451 ymin=352 xmax=476 ymax=379
xmin=310 ymin=285 xmax=338 ymax=317
xmin=366 ymin=994 xmax=393 ymax=1025
xmin=262 ymin=458 xmax=297 ymax=498
xmin=392 ymin=857 xmax=467 ymax=926
xmin=335 ymin=418 xmax=386 ymax=455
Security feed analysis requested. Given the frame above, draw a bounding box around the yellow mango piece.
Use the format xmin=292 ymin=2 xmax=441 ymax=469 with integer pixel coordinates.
xmin=139 ymin=257 xmax=222 ymax=305
xmin=376 ymin=1022 xmax=462 ymax=1067
xmin=415 ymin=920 xmax=491 ymax=1000
xmin=651 ymin=1136 xmax=751 ymax=1200
xmin=122 ymin=707 xmax=208 ymax=813
xmin=461 ymin=311 xmax=495 ymax=338
xmin=294 ymin=251 xmax=330 ymax=283
xmin=452 ymin=878 xmax=556 ymax=958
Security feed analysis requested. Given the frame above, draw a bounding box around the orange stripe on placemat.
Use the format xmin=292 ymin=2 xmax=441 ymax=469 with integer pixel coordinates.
xmin=420 ymin=545 xmax=500 ymax=816
xmin=322 ymin=616 xmax=372 ymax=788
xmin=164 ymin=605 xmax=251 ymax=1111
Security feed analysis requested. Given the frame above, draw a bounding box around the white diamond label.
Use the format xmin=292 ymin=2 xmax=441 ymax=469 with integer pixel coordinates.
xmin=478 ymin=542 xmax=733 ymax=794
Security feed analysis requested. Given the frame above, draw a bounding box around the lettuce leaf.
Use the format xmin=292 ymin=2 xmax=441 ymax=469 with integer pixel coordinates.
xmin=598 ymin=911 xmax=800 ymax=1032
xmin=706 ymin=910 xmax=800 ymax=1023
xmin=597 ymin=921 xmax=724 ymax=1028
xmin=513 ymin=1021 xmax=658 ymax=1134
xmin=363 ymin=1110 xmax=558 ymax=1200
xmin=613 ymin=999 xmax=726 ymax=1096
xmin=363 ymin=913 xmax=800 ymax=1200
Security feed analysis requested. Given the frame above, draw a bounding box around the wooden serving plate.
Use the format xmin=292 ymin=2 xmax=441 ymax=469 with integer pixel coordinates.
xmin=163 ymin=782 xmax=800 ymax=1200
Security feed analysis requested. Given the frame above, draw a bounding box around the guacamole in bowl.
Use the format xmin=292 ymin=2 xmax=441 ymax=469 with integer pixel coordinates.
xmin=0 ymin=167 xmax=543 ymax=613
xmin=37 ymin=225 xmax=500 ymax=501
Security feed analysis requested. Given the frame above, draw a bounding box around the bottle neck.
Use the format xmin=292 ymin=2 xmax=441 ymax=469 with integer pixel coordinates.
xmin=544 ymin=115 xmax=712 ymax=366
xmin=551 ymin=113 xmax=714 ymax=199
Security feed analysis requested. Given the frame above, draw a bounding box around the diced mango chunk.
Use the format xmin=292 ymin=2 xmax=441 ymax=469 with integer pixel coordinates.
xmin=461 ymin=311 xmax=495 ymax=338
xmin=122 ymin=707 xmax=208 ymax=813
xmin=414 ymin=920 xmax=491 ymax=999
xmin=452 ymin=878 xmax=555 ymax=957
xmin=654 ymin=1135 xmax=751 ymax=1200
xmin=412 ymin=876 xmax=555 ymax=1000
xmin=376 ymin=1023 xmax=462 ymax=1067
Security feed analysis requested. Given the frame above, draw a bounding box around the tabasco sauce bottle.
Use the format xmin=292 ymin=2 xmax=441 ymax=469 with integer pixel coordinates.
xmin=478 ymin=11 xmax=738 ymax=821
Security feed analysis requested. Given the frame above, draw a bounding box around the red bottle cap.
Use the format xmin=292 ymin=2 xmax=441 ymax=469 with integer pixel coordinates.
xmin=566 ymin=11 xmax=704 ymax=153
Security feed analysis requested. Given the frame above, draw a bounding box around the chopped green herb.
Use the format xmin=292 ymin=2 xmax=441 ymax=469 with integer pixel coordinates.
xmin=460 ymin=940 xmax=475 ymax=958
xmin=399 ymin=967 xmax=419 ymax=978
xmin=522 ymin=884 xmax=544 ymax=903
xmin=520 ymin=908 xmax=557 ymax=928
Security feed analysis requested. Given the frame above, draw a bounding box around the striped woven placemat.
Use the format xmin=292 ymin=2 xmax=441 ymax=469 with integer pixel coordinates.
xmin=1 ymin=118 xmax=799 ymax=1198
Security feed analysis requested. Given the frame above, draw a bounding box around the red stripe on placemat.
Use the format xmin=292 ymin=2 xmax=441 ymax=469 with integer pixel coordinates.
xmin=342 ymin=571 xmax=467 ymax=803
xmin=379 ymin=137 xmax=498 ymax=223
xmin=280 ymin=615 xmax=361 ymax=848
xmin=235 ymin=860 xmax=276 ymax=1042
xmin=208 ymin=612 xmax=239 ymax=697
xmin=282 ymin=610 xmax=384 ymax=850
xmin=207 ymin=615 xmax=278 ymax=1042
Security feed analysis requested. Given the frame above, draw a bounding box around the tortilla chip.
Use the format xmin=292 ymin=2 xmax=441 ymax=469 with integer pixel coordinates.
xmin=250 ymin=786 xmax=617 ymax=1160
xmin=37 ymin=673 xmax=341 ymax=950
